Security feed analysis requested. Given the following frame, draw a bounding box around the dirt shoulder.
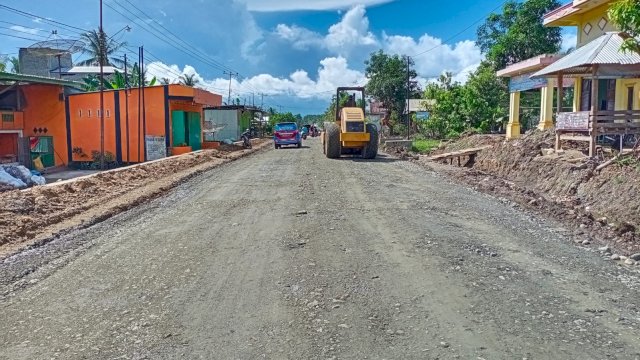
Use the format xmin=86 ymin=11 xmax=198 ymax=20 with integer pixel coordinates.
xmin=414 ymin=130 xmax=640 ymax=257
xmin=0 ymin=140 xmax=272 ymax=259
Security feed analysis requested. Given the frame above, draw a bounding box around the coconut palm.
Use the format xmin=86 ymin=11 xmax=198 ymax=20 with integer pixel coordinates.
xmin=78 ymin=29 xmax=127 ymax=67
xmin=179 ymin=73 xmax=199 ymax=87
xmin=8 ymin=57 xmax=19 ymax=73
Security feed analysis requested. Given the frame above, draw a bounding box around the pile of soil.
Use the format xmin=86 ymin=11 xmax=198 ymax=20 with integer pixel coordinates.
xmin=0 ymin=141 xmax=270 ymax=256
xmin=417 ymin=130 xmax=640 ymax=254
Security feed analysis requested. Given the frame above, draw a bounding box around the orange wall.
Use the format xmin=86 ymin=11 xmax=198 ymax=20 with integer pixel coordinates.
xmin=0 ymin=133 xmax=18 ymax=158
xmin=68 ymin=86 xmax=166 ymax=163
xmin=67 ymin=85 xmax=222 ymax=164
xmin=20 ymin=84 xmax=67 ymax=166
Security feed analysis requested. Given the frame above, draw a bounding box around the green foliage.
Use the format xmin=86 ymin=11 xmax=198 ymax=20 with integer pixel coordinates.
xmin=365 ymin=51 xmax=420 ymax=132
xmin=302 ymin=114 xmax=323 ymax=125
xmin=269 ymin=112 xmax=298 ymax=127
xmin=179 ymin=73 xmax=199 ymax=86
xmin=412 ymin=139 xmax=440 ymax=154
xmin=8 ymin=57 xmax=19 ymax=73
xmin=78 ymin=29 xmax=127 ymax=67
xmin=609 ymin=0 xmax=640 ymax=54
xmin=422 ymin=73 xmax=467 ymax=139
xmin=476 ymin=0 xmax=562 ymax=69
xmin=463 ymin=61 xmax=509 ymax=132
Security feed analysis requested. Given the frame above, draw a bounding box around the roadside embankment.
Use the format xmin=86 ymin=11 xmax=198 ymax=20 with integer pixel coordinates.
xmin=416 ymin=131 xmax=640 ymax=254
xmin=0 ymin=139 xmax=271 ymax=258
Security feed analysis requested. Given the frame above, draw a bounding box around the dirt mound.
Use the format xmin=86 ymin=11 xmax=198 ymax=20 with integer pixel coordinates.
xmin=419 ymin=130 xmax=640 ymax=253
xmin=0 ymin=142 xmax=270 ymax=255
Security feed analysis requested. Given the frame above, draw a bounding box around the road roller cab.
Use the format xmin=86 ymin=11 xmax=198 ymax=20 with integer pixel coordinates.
xmin=322 ymin=87 xmax=378 ymax=159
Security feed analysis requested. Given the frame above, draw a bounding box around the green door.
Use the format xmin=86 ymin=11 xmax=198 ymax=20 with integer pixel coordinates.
xmin=188 ymin=112 xmax=202 ymax=150
xmin=171 ymin=111 xmax=186 ymax=146
xmin=30 ymin=136 xmax=55 ymax=168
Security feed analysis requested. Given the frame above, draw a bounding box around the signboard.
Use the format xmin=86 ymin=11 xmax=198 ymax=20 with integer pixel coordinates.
xmin=556 ymin=111 xmax=590 ymax=131
xmin=510 ymin=73 xmax=576 ymax=93
xmin=509 ymin=74 xmax=548 ymax=93
xmin=416 ymin=111 xmax=430 ymax=121
xmin=145 ymin=135 xmax=167 ymax=161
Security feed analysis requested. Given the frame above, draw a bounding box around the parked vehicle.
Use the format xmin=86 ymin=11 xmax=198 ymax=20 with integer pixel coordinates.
xmin=273 ymin=122 xmax=302 ymax=149
xmin=240 ymin=129 xmax=252 ymax=149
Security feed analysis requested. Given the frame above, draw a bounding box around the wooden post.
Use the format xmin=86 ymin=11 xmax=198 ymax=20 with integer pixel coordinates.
xmin=555 ymin=72 xmax=564 ymax=152
xmin=557 ymin=72 xmax=564 ymax=115
xmin=590 ymin=65 xmax=599 ymax=157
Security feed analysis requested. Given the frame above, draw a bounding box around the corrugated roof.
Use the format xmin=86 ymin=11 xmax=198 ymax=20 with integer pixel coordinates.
xmin=64 ymin=66 xmax=121 ymax=74
xmin=0 ymin=71 xmax=84 ymax=89
xmin=533 ymin=32 xmax=640 ymax=77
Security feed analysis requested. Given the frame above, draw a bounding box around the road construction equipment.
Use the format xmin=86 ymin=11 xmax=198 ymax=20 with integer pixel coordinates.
xmin=322 ymin=87 xmax=378 ymax=159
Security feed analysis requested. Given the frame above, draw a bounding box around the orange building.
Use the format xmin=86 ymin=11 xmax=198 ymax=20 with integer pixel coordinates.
xmin=67 ymin=85 xmax=222 ymax=164
xmin=0 ymin=72 xmax=83 ymax=168
xmin=0 ymin=72 xmax=222 ymax=169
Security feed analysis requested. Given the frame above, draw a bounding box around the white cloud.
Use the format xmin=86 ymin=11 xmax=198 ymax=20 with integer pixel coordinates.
xmin=561 ymin=33 xmax=577 ymax=52
xmin=10 ymin=25 xmax=40 ymax=35
xmin=274 ymin=6 xmax=483 ymax=83
xmin=146 ymin=56 xmax=366 ymax=101
xmin=382 ymin=34 xmax=482 ymax=80
xmin=274 ymin=5 xmax=379 ymax=57
xmin=241 ymin=0 xmax=394 ymax=12
xmin=325 ymin=5 xmax=378 ymax=55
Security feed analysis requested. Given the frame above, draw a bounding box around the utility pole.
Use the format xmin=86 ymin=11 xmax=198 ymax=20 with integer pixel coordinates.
xmin=223 ymin=71 xmax=239 ymax=105
xmin=405 ymin=55 xmax=411 ymax=140
xmin=260 ymin=93 xmax=265 ymax=110
xmin=124 ymin=53 xmax=129 ymax=163
xmin=99 ymin=0 xmax=105 ymax=170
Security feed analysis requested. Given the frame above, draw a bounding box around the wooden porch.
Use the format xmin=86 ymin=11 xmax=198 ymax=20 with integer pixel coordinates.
xmin=556 ymin=109 xmax=640 ymax=155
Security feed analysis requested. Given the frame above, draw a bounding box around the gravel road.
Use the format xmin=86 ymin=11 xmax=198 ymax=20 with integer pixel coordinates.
xmin=2 ymin=138 xmax=640 ymax=359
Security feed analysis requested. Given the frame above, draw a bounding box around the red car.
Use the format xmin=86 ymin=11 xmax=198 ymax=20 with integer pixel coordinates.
xmin=273 ymin=122 xmax=302 ymax=149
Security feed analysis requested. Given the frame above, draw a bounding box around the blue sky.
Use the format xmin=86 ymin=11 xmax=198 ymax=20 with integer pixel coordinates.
xmin=0 ymin=0 xmax=576 ymax=114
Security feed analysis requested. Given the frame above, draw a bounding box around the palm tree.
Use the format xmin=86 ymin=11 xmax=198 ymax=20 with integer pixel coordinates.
xmin=179 ymin=73 xmax=199 ymax=86
xmin=8 ymin=57 xmax=19 ymax=73
xmin=78 ymin=29 xmax=126 ymax=67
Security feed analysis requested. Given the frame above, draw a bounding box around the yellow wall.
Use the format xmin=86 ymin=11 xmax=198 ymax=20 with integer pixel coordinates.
xmin=576 ymin=4 xmax=617 ymax=47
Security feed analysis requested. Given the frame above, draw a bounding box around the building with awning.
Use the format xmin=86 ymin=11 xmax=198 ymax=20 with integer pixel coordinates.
xmin=497 ymin=0 xmax=640 ymax=157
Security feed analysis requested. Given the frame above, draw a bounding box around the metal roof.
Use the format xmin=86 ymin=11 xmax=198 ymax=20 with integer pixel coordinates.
xmin=64 ymin=66 xmax=121 ymax=74
xmin=0 ymin=71 xmax=84 ymax=89
xmin=533 ymin=32 xmax=640 ymax=77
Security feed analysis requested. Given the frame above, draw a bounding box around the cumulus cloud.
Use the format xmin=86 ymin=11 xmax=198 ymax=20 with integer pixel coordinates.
xmin=241 ymin=0 xmax=394 ymax=12
xmin=382 ymin=34 xmax=482 ymax=81
xmin=146 ymin=56 xmax=366 ymax=101
xmin=273 ymin=5 xmax=483 ymax=83
xmin=274 ymin=5 xmax=378 ymax=58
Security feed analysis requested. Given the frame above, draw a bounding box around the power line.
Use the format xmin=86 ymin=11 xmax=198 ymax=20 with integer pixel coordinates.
xmin=411 ymin=1 xmax=508 ymax=58
xmin=0 ymin=31 xmax=42 ymax=42
xmin=0 ymin=4 xmax=89 ymax=33
xmin=116 ymin=0 xmax=235 ymax=73
xmin=104 ymin=0 xmax=232 ymax=74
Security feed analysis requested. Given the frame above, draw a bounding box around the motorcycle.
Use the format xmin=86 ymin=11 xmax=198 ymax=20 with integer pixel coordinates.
xmin=240 ymin=129 xmax=252 ymax=149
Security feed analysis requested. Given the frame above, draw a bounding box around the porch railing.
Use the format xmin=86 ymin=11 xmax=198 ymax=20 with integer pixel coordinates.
xmin=556 ymin=110 xmax=640 ymax=134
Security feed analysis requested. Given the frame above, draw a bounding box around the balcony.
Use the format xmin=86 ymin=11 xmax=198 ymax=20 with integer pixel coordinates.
xmin=0 ymin=111 xmax=24 ymax=131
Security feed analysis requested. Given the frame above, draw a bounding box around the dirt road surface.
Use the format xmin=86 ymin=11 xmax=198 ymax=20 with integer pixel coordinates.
xmin=2 ymin=138 xmax=640 ymax=359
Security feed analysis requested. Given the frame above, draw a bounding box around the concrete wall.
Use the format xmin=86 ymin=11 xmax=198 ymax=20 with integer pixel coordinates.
xmin=19 ymin=48 xmax=72 ymax=78
xmin=204 ymin=109 xmax=239 ymax=141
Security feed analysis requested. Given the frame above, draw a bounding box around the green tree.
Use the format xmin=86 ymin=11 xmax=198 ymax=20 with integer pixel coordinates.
xmin=422 ymin=73 xmax=466 ymax=139
xmin=78 ymin=29 xmax=127 ymax=67
xmin=8 ymin=57 xmax=19 ymax=73
xmin=0 ymin=59 xmax=5 ymax=72
xmin=269 ymin=112 xmax=297 ymax=127
xmin=179 ymin=73 xmax=199 ymax=86
xmin=462 ymin=61 xmax=509 ymax=132
xmin=609 ymin=0 xmax=640 ymax=53
xmin=477 ymin=0 xmax=562 ymax=69
xmin=365 ymin=50 xmax=420 ymax=133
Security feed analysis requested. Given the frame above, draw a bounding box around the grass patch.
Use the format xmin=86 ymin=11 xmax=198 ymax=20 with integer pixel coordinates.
xmin=412 ymin=139 xmax=440 ymax=154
